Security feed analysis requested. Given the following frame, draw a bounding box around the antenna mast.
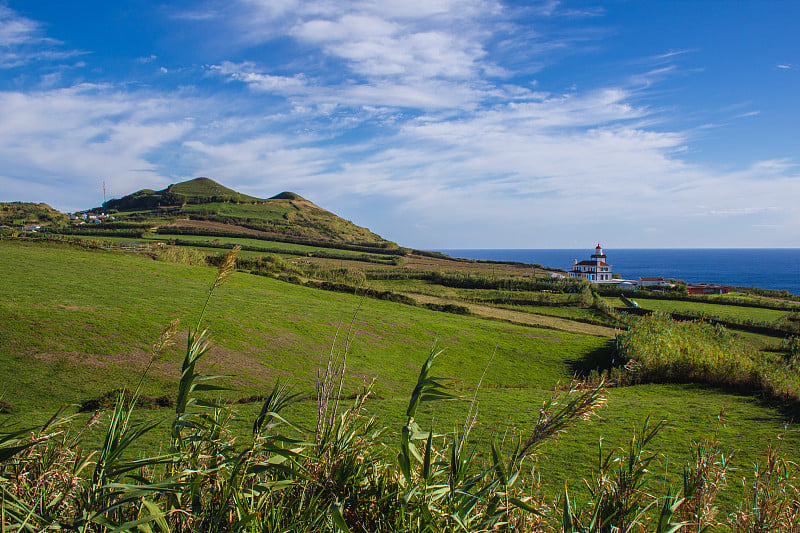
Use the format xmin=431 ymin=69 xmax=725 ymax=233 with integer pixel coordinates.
xmin=103 ymin=181 xmax=107 ymax=205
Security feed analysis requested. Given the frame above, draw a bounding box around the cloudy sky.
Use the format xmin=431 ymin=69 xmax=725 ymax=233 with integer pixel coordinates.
xmin=1 ymin=1 xmax=798 ymax=248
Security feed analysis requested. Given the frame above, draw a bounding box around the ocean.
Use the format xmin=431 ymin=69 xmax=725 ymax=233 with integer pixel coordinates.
xmin=436 ymin=249 xmax=800 ymax=295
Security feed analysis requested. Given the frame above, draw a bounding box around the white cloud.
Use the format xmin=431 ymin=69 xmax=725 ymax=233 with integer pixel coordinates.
xmin=334 ymin=80 xmax=483 ymax=110
xmin=0 ymin=84 xmax=193 ymax=209
xmin=292 ymin=14 xmax=485 ymax=80
xmin=183 ymin=135 xmax=333 ymax=195
xmin=218 ymin=0 xmax=501 ymax=111
xmin=210 ymin=61 xmax=307 ymax=93
xmin=0 ymin=5 xmax=84 ymax=68
xmin=702 ymin=207 xmax=778 ymax=217
xmin=0 ymin=6 xmax=42 ymax=46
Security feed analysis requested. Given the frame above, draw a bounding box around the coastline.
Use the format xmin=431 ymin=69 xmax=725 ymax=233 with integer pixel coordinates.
xmin=436 ymin=248 xmax=800 ymax=295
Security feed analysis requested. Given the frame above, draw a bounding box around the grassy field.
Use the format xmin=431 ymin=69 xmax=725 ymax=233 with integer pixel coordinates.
xmin=731 ymin=329 xmax=785 ymax=351
xmin=0 ymin=240 xmax=607 ymax=415
xmin=147 ymin=232 xmax=398 ymax=261
xmin=367 ymin=277 xmax=463 ymax=298
xmin=180 ymin=201 xmax=290 ymax=221
xmin=503 ymin=304 xmax=619 ymax=326
xmin=2 ymin=238 xmax=799 ymax=521
xmin=607 ymin=296 xmax=791 ymax=322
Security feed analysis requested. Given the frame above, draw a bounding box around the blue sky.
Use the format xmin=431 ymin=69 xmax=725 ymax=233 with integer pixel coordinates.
xmin=1 ymin=0 xmax=798 ymax=248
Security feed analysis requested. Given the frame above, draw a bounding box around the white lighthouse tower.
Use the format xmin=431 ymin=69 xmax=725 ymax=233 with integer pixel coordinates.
xmin=567 ymin=243 xmax=613 ymax=282
xmin=590 ymin=244 xmax=606 ymax=262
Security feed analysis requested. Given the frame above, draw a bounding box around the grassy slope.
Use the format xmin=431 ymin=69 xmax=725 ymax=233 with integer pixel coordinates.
xmin=0 ymin=202 xmax=68 ymax=226
xmin=144 ymin=232 xmax=395 ymax=260
xmin=1 ymin=239 xmax=798 ymax=511
xmin=0 ymin=240 xmax=605 ymax=413
xmin=165 ymin=200 xmax=389 ymax=244
xmin=104 ymin=177 xmax=392 ymax=246
xmin=607 ymin=296 xmax=791 ymax=322
xmin=166 ymin=177 xmax=259 ymax=202
xmin=180 ymin=202 xmax=289 ymax=221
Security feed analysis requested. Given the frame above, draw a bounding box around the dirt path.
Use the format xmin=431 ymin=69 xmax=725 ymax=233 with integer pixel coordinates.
xmin=403 ymin=293 xmax=618 ymax=337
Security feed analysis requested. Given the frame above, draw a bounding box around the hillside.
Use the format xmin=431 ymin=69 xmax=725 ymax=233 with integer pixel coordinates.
xmin=99 ymin=177 xmax=396 ymax=247
xmin=103 ymin=177 xmax=260 ymax=209
xmin=1 ymin=238 xmax=799 ymax=530
xmin=0 ymin=201 xmax=67 ymax=227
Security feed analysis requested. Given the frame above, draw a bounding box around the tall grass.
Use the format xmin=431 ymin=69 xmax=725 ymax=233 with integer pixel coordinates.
xmin=616 ymin=314 xmax=800 ymax=404
xmin=155 ymin=245 xmax=207 ymax=266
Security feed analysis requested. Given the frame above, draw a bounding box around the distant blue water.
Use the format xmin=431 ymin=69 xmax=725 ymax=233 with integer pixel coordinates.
xmin=437 ymin=249 xmax=800 ymax=295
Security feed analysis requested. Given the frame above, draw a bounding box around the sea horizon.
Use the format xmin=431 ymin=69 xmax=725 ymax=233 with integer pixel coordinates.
xmin=436 ymin=248 xmax=800 ymax=295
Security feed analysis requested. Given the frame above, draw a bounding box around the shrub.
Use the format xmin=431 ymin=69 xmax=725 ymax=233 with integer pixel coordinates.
xmin=782 ymin=336 xmax=800 ymax=368
xmin=616 ymin=314 xmax=800 ymax=404
xmin=78 ymin=388 xmax=173 ymax=412
xmin=422 ymin=302 xmax=470 ymax=314
xmin=155 ymin=244 xmax=207 ymax=266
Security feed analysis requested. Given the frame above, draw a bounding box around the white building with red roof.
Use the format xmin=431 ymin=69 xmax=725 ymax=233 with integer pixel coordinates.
xmin=568 ymin=244 xmax=614 ymax=282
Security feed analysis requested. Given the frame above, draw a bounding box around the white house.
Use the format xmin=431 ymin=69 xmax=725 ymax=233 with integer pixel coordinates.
xmin=567 ymin=244 xmax=614 ymax=282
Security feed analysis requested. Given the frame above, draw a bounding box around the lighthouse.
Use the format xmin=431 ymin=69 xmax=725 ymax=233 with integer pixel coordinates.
xmin=567 ymin=244 xmax=613 ymax=282
xmin=590 ymin=243 xmax=606 ymax=261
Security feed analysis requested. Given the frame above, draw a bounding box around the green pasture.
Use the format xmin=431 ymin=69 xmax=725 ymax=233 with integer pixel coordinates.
xmin=716 ymin=291 xmax=800 ymax=308
xmin=367 ymin=279 xmax=585 ymax=305
xmin=181 ymin=201 xmax=290 ymax=221
xmin=0 ymin=239 xmax=606 ymax=416
xmin=366 ymin=277 xmax=462 ymax=298
xmin=731 ymin=329 xmax=785 ymax=351
xmin=502 ymin=304 xmax=619 ymax=327
xmin=60 ymin=233 xmax=397 ymax=266
xmin=145 ymin=233 xmax=319 ymax=253
xmin=2 ymin=239 xmax=799 ymax=518
xmin=606 ymin=296 xmax=791 ymax=322
xmin=44 ymin=235 xmax=156 ymax=247
xmin=151 ymin=232 xmax=393 ymax=260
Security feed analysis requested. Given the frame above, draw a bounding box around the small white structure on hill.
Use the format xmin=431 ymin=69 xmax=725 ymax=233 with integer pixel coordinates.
xmin=568 ymin=244 xmax=613 ymax=282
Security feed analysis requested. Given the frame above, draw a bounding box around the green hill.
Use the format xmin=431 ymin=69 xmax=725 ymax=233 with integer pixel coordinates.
xmin=167 ymin=177 xmax=259 ymax=201
xmin=0 ymin=201 xmax=67 ymax=227
xmin=269 ymin=191 xmax=305 ymax=200
xmin=101 ymin=177 xmax=395 ymax=247
xmin=103 ymin=177 xmax=260 ymax=210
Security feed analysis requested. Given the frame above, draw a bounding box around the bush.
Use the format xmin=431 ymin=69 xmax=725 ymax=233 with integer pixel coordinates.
xmin=155 ymin=245 xmax=207 ymax=266
xmin=616 ymin=314 xmax=800 ymax=404
xmin=78 ymin=388 xmax=173 ymax=412
xmin=422 ymin=302 xmax=470 ymax=314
